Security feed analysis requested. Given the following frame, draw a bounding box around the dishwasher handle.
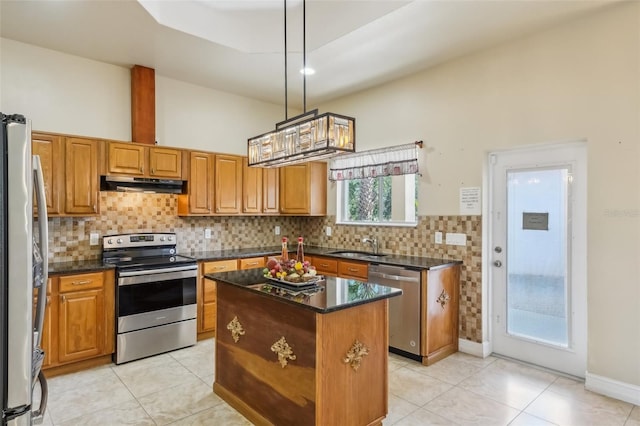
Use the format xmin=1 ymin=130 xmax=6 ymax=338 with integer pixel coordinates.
xmin=368 ymin=271 xmax=420 ymax=283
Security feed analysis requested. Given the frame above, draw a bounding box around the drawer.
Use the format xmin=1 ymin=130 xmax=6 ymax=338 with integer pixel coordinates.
xmin=59 ymin=272 xmax=104 ymax=293
xmin=238 ymin=256 xmax=265 ymax=270
xmin=203 ymin=259 xmax=238 ymax=274
xmin=338 ymin=261 xmax=368 ymax=280
xmin=203 ymin=278 xmax=216 ymax=303
xmin=313 ymin=257 xmax=338 ymax=276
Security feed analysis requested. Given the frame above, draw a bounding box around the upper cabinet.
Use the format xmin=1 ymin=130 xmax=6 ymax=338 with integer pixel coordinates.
xmin=32 ymin=132 xmax=99 ymax=217
xmin=178 ymin=151 xmax=214 ymax=216
xmin=262 ymin=168 xmax=280 ymax=214
xmin=279 ymin=162 xmax=327 ymax=215
xmin=214 ymin=154 xmax=243 ymax=214
xmin=106 ymin=141 xmax=182 ymax=179
xmin=32 ymin=132 xmax=63 ymax=215
xmin=242 ymin=158 xmax=262 ymax=214
xmin=65 ymin=137 xmax=99 ymax=215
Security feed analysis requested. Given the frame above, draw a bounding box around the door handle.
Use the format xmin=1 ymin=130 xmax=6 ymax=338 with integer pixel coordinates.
xmin=494 ymin=260 xmax=502 ymax=267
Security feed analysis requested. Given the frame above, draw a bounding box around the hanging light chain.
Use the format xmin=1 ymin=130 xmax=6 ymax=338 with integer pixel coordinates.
xmin=284 ymin=0 xmax=288 ymax=120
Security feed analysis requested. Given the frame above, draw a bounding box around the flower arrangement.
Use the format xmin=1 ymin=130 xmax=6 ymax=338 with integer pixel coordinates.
xmin=263 ymin=257 xmax=317 ymax=283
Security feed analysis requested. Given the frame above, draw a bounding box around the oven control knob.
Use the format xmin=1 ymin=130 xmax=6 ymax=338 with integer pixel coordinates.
xmin=117 ymin=238 xmax=123 ymax=244
xmin=169 ymin=248 xmax=176 ymax=255
xmin=160 ymin=236 xmax=166 ymax=242
xmin=168 ymin=236 xmax=174 ymax=242
xmin=170 ymin=256 xmax=175 ymax=262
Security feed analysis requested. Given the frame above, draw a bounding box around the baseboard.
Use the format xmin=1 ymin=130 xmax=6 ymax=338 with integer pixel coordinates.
xmin=585 ymin=371 xmax=640 ymax=405
xmin=458 ymin=339 xmax=491 ymax=358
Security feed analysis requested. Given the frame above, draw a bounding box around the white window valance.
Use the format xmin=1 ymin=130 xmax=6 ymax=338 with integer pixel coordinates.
xmin=328 ymin=141 xmax=421 ymax=181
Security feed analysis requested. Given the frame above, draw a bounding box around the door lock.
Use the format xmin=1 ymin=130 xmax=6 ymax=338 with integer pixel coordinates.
xmin=493 ymin=260 xmax=502 ymax=267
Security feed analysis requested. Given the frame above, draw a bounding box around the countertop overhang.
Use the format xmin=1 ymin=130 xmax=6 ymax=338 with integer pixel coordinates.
xmin=206 ymin=268 xmax=402 ymax=314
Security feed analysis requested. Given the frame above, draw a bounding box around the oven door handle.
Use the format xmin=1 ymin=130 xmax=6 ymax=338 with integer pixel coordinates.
xmin=118 ymin=264 xmax=197 ymax=277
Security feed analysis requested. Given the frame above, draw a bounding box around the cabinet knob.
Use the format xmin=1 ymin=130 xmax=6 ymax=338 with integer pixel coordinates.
xmin=140 ymin=167 xmax=143 ymax=173
xmin=151 ymin=168 xmax=155 ymax=174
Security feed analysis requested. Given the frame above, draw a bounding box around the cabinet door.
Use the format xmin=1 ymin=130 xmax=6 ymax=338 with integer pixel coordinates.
xmin=64 ymin=137 xmax=98 ymax=215
xmin=58 ymin=288 xmax=105 ymax=363
xmin=262 ymin=168 xmax=279 ymax=214
xmin=188 ymin=151 xmax=214 ymax=214
xmin=215 ymin=154 xmax=243 ymax=214
xmin=424 ymin=266 xmax=460 ymax=357
xmin=32 ymin=133 xmax=63 ymax=215
xmin=243 ymin=158 xmax=262 ymax=214
xmin=201 ymin=279 xmax=217 ymax=333
xmin=108 ymin=142 xmax=145 ymax=176
xmin=149 ymin=147 xmax=182 ymax=178
xmin=34 ymin=278 xmax=57 ymax=369
xmin=279 ymin=164 xmax=310 ymax=214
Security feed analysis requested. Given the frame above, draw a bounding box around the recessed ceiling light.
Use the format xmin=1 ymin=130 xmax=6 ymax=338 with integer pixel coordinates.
xmin=300 ymin=67 xmax=315 ymax=75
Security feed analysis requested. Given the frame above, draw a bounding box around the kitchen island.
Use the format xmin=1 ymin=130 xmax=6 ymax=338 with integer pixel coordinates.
xmin=205 ymin=268 xmax=402 ymax=426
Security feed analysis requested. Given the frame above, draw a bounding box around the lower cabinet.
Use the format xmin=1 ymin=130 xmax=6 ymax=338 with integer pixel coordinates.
xmin=198 ymin=259 xmax=238 ymax=338
xmin=40 ymin=270 xmax=115 ymax=374
xmin=311 ymin=255 xmax=338 ymax=277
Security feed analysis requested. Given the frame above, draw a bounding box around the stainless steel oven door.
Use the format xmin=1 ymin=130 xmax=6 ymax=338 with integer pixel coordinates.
xmin=117 ymin=264 xmax=197 ymax=319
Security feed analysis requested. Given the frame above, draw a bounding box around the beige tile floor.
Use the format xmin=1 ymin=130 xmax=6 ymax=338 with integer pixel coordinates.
xmin=36 ymin=338 xmax=639 ymax=425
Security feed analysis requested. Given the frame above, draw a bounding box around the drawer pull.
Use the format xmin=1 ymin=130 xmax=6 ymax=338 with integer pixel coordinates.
xmin=245 ymin=262 xmax=258 ymax=266
xmin=214 ymin=266 xmax=227 ymax=270
xmin=320 ymin=263 xmax=329 ymax=267
xmin=71 ymin=280 xmax=92 ymax=286
xmin=348 ymin=268 xmax=359 ymax=272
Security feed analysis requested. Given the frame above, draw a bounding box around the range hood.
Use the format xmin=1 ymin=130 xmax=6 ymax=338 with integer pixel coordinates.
xmin=100 ymin=176 xmax=186 ymax=194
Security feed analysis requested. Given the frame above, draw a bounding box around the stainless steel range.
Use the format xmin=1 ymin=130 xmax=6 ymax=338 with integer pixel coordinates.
xmin=103 ymin=233 xmax=197 ymax=364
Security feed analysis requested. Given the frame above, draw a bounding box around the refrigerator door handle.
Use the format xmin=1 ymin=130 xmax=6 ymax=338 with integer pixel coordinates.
xmin=31 ymin=371 xmax=47 ymax=425
xmin=32 ymin=155 xmax=48 ymax=349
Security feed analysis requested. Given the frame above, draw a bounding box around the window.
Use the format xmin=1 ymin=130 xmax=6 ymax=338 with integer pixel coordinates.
xmin=337 ymin=174 xmax=417 ymax=226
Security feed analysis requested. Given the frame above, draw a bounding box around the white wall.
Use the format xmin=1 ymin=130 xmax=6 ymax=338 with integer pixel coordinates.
xmin=319 ymin=2 xmax=640 ymax=387
xmin=0 ymin=38 xmax=284 ymax=154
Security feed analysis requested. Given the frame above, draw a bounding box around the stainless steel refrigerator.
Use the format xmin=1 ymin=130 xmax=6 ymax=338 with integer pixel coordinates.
xmin=1 ymin=113 xmax=49 ymax=425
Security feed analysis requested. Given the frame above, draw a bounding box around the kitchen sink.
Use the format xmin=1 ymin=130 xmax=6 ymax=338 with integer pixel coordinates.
xmin=327 ymin=250 xmax=387 ymax=259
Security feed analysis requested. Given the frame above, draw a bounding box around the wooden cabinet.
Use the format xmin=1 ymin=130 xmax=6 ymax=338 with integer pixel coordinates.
xmin=178 ymin=151 xmax=214 ymax=215
xmin=312 ymin=256 xmax=338 ymax=277
xmin=279 ymin=162 xmax=327 ymax=215
xmin=242 ymin=158 xmax=262 ymax=214
xmin=238 ymin=257 xmax=265 ymax=270
xmin=337 ymin=260 xmax=368 ymax=280
xmin=107 ymin=141 xmax=182 ymax=179
xmin=262 ymin=167 xmax=280 ymax=214
xmin=32 ymin=133 xmax=99 ymax=216
xmin=32 ymin=133 xmax=63 ymax=215
xmin=215 ymin=154 xmax=243 ymax=214
xmin=58 ymin=273 xmax=105 ymax=363
xmin=64 ymin=137 xmax=99 ymax=215
xmin=421 ymin=264 xmax=460 ymax=365
xmin=38 ymin=270 xmax=114 ymax=374
xmin=198 ymin=259 xmax=238 ymax=338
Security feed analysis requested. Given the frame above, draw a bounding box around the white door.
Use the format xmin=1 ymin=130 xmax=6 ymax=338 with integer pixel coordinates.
xmin=489 ymin=142 xmax=587 ymax=378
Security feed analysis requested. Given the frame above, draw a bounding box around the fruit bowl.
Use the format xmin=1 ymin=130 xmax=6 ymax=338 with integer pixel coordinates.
xmin=263 ymin=257 xmax=318 ymax=284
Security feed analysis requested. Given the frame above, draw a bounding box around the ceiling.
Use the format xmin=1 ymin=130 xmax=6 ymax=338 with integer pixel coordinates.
xmin=0 ymin=0 xmax=616 ymax=109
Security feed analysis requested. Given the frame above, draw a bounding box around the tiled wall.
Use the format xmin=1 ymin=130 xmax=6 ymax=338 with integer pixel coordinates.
xmin=48 ymin=192 xmax=482 ymax=343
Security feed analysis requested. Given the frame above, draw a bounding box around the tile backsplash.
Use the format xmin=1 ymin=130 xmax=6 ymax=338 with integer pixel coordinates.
xmin=47 ymin=192 xmax=482 ymax=343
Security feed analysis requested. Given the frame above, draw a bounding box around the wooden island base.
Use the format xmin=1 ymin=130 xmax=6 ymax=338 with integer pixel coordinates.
xmin=213 ymin=280 xmax=392 ymax=426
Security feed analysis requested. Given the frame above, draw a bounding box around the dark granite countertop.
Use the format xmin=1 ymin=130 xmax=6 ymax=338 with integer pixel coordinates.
xmin=206 ymin=268 xmax=402 ymax=314
xmin=189 ymin=246 xmax=461 ymax=270
xmin=48 ymin=259 xmax=114 ymax=275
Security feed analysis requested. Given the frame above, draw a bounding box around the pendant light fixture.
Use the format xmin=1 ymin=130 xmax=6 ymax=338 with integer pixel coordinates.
xmin=248 ymin=0 xmax=356 ymax=168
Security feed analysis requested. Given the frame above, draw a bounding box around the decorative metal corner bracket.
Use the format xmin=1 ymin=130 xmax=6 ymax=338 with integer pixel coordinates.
xmin=437 ymin=289 xmax=450 ymax=309
xmin=343 ymin=340 xmax=370 ymax=371
xmin=271 ymin=336 xmax=296 ymax=368
xmin=227 ymin=316 xmax=245 ymax=343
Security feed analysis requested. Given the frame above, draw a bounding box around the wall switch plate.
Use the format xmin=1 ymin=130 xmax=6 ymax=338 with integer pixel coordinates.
xmin=204 ymin=228 xmax=212 ymax=239
xmin=435 ymin=231 xmax=443 ymax=244
xmin=446 ymin=232 xmax=467 ymax=246
xmin=275 ymin=226 xmax=281 ymax=235
xmin=326 ymin=226 xmax=332 ymax=236
xmin=89 ymin=232 xmax=99 ymax=246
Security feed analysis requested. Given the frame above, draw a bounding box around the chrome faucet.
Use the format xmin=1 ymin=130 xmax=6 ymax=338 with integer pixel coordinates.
xmin=362 ymin=237 xmax=379 ymax=254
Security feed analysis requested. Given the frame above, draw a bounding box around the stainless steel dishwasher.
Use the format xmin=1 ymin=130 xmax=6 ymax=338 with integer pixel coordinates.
xmin=368 ymin=264 xmax=422 ymax=359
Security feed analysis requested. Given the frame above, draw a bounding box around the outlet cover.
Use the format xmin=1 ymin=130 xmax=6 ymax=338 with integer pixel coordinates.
xmin=445 ymin=232 xmax=467 ymax=246
xmin=435 ymin=231 xmax=443 ymax=244
xmin=204 ymin=228 xmax=212 ymax=239
xmin=326 ymin=226 xmax=332 ymax=236
xmin=89 ymin=232 xmax=99 ymax=246
xmin=275 ymin=226 xmax=281 ymax=235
